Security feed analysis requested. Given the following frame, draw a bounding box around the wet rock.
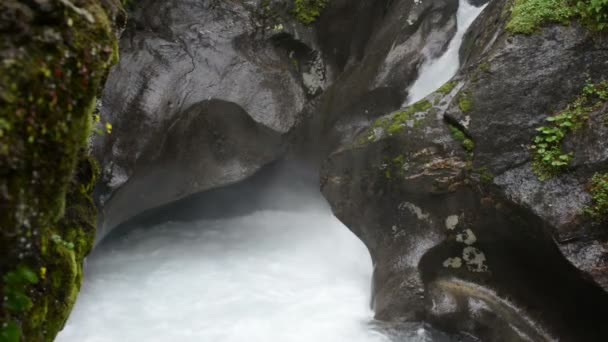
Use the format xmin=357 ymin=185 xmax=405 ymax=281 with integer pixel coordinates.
xmin=448 ymin=0 xmax=608 ymax=290
xmin=94 ymin=0 xmax=321 ymax=233
xmin=321 ymin=0 xmax=608 ymax=339
xmin=295 ymin=0 xmax=459 ymax=157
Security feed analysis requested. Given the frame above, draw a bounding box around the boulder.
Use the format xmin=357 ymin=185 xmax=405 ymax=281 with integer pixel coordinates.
xmin=321 ymin=0 xmax=608 ymax=339
xmin=94 ymin=0 xmax=322 ymax=234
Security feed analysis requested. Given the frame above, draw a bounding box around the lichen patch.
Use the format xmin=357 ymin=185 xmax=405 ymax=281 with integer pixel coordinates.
xmin=445 ymin=215 xmax=459 ymax=230
xmin=463 ymin=246 xmax=488 ymax=273
xmin=443 ymin=257 xmax=463 ymax=269
xmin=456 ymin=229 xmax=477 ymax=245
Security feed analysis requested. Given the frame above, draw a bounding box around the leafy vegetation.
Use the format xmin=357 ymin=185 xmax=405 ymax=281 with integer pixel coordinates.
xmin=586 ymin=173 xmax=608 ymax=222
xmin=507 ymin=0 xmax=608 ymax=34
xmin=577 ymin=0 xmax=608 ymax=30
xmin=1 ymin=266 xmax=39 ymax=342
xmin=450 ymin=125 xmax=475 ymax=153
xmin=293 ymin=0 xmax=329 ymax=24
xmin=531 ymin=82 xmax=608 ymax=180
xmin=0 ymin=0 xmax=123 ymax=340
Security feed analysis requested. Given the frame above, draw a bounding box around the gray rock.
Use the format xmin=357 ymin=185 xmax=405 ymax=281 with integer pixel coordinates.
xmin=94 ymin=0 xmax=320 ymax=234
xmin=321 ymin=0 xmax=608 ymax=339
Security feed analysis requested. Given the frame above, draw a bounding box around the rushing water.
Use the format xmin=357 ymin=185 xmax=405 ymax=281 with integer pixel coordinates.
xmin=56 ymin=0 xmax=488 ymax=340
xmin=56 ymin=165 xmax=455 ymax=342
xmin=57 ymin=182 xmax=379 ymax=341
xmin=406 ymin=0 xmax=487 ymax=104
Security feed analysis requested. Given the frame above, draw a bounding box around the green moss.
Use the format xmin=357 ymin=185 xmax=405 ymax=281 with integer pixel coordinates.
xmin=507 ymin=0 xmax=575 ymax=34
xmin=531 ymin=81 xmax=608 ymax=180
xmin=411 ymin=99 xmax=433 ymax=113
xmin=507 ymin=0 xmax=608 ymax=34
xmin=479 ymin=63 xmax=491 ymax=73
xmin=437 ymin=81 xmax=457 ymax=95
xmin=586 ymin=173 xmax=608 ymax=222
xmin=372 ymin=100 xmax=432 ymax=136
xmin=0 ymin=0 xmax=123 ymax=340
xmin=576 ymin=0 xmax=608 ymax=31
xmin=383 ymin=155 xmax=409 ymax=180
xmin=293 ymin=0 xmax=329 ymax=24
xmin=0 ymin=322 xmax=20 ymax=342
xmin=457 ymin=92 xmax=474 ymax=113
xmin=472 ymin=167 xmax=495 ymax=184
xmin=450 ymin=125 xmax=475 ymax=153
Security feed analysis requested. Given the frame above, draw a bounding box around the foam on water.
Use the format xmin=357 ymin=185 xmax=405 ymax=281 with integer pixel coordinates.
xmin=55 ymin=1 xmax=488 ymax=339
xmin=406 ymin=0 xmax=487 ymax=104
xmin=56 ymin=179 xmax=397 ymax=342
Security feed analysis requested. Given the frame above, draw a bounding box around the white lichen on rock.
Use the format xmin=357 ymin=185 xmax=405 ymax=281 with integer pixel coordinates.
xmin=443 ymin=257 xmax=463 ymax=268
xmin=456 ymin=229 xmax=477 ymax=245
xmin=445 ymin=215 xmax=459 ymax=230
xmin=399 ymin=202 xmax=432 ymax=223
xmin=463 ymin=246 xmax=488 ymax=272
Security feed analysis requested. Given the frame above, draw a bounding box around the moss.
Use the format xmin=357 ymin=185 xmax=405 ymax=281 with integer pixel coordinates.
xmin=507 ymin=0 xmax=608 ymax=34
xmin=411 ymin=99 xmax=433 ymax=113
xmin=586 ymin=173 xmax=608 ymax=222
xmin=293 ymin=0 xmax=329 ymax=24
xmin=437 ymin=81 xmax=457 ymax=95
xmin=383 ymin=155 xmax=409 ymax=180
xmin=479 ymin=63 xmax=491 ymax=73
xmin=372 ymin=100 xmax=432 ymax=136
xmin=450 ymin=125 xmax=475 ymax=153
xmin=472 ymin=167 xmax=495 ymax=184
xmin=531 ymin=81 xmax=608 ymax=180
xmin=507 ymin=0 xmax=575 ymax=34
xmin=457 ymin=91 xmax=474 ymax=113
xmin=0 ymin=0 xmax=123 ymax=340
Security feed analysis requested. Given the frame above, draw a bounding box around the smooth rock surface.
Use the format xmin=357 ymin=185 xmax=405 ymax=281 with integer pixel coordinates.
xmin=94 ymin=0 xmax=319 ymax=234
xmin=321 ymin=0 xmax=608 ymax=340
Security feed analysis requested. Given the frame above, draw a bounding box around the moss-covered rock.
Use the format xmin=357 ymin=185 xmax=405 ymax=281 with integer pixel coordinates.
xmin=507 ymin=0 xmax=608 ymax=34
xmin=0 ymin=1 xmax=124 ymax=341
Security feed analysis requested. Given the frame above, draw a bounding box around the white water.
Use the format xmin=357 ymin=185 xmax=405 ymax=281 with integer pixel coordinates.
xmin=406 ymin=0 xmax=486 ymax=104
xmin=55 ymin=2 xmax=488 ymax=340
xmin=56 ymin=168 xmax=452 ymax=342
xmin=56 ymin=191 xmax=380 ymax=341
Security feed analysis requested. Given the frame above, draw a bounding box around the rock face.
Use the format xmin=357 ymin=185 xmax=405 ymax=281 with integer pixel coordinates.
xmin=321 ymin=0 xmax=608 ymax=340
xmin=302 ymin=0 xmax=460 ymax=156
xmin=96 ymin=0 xmax=464 ymax=234
xmin=94 ymin=0 xmax=321 ymax=233
xmin=0 ymin=0 xmax=125 ymax=340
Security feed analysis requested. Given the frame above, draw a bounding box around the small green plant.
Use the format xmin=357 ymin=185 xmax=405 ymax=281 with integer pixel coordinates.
xmin=458 ymin=92 xmax=473 ymax=112
xmin=507 ymin=0 xmax=608 ymax=34
xmin=3 ymin=265 xmax=39 ymax=313
xmin=531 ymin=82 xmax=608 ymax=179
xmin=449 ymin=125 xmax=475 ymax=153
xmin=474 ymin=167 xmax=495 ymax=184
xmin=293 ymin=0 xmax=329 ymax=24
xmin=0 ymin=322 xmax=20 ymax=342
xmin=586 ymin=173 xmax=608 ymax=221
xmin=507 ymin=0 xmax=575 ymax=34
xmin=1 ymin=265 xmax=40 ymax=342
xmin=576 ymin=0 xmax=608 ymax=31
xmin=382 ymin=155 xmax=409 ymax=180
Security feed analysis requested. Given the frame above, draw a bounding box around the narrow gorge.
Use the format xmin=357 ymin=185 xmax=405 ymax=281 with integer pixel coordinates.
xmin=2 ymin=0 xmax=608 ymax=341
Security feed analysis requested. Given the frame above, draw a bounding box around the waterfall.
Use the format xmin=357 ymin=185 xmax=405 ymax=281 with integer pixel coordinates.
xmin=406 ymin=0 xmax=487 ymax=105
